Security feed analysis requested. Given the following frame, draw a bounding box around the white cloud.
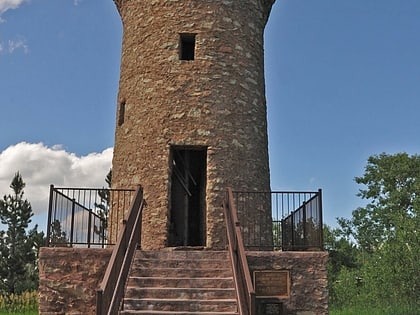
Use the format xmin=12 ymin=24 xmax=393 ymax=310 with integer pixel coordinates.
xmin=0 ymin=142 xmax=113 ymax=215
xmin=6 ymin=37 xmax=28 ymax=53
xmin=73 ymin=0 xmax=83 ymax=6
xmin=0 ymin=0 xmax=29 ymax=15
xmin=0 ymin=37 xmax=29 ymax=55
xmin=0 ymin=0 xmax=30 ymax=53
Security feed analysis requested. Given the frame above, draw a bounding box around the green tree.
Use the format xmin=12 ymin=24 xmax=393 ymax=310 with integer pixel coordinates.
xmin=323 ymin=224 xmax=360 ymax=306
xmin=272 ymin=220 xmax=281 ymax=250
xmin=49 ymin=219 xmax=68 ymax=246
xmin=342 ymin=153 xmax=420 ymax=251
xmin=335 ymin=153 xmax=420 ymax=308
xmin=0 ymin=172 xmax=44 ymax=294
xmin=324 ymin=224 xmax=359 ymax=275
xmin=94 ymin=169 xmax=112 ymax=241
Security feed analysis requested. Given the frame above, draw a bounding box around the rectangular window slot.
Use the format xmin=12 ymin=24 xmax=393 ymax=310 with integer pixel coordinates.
xmin=118 ymin=101 xmax=126 ymax=126
xmin=179 ymin=34 xmax=196 ymax=61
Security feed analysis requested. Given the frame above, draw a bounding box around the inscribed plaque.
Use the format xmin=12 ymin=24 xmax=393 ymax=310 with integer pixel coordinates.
xmin=254 ymin=270 xmax=290 ymax=297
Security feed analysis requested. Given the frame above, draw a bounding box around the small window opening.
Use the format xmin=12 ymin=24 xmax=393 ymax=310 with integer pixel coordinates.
xmin=118 ymin=100 xmax=126 ymax=126
xmin=179 ymin=34 xmax=196 ymax=60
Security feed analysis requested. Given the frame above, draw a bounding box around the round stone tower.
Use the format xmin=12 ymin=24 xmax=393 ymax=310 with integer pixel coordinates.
xmin=110 ymin=0 xmax=276 ymax=249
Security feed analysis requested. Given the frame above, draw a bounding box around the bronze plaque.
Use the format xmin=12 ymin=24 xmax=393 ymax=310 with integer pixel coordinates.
xmin=254 ymin=270 xmax=290 ymax=297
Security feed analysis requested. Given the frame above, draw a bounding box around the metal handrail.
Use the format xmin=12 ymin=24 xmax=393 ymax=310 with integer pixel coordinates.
xmin=223 ymin=187 xmax=255 ymax=315
xmin=96 ymin=186 xmax=145 ymax=315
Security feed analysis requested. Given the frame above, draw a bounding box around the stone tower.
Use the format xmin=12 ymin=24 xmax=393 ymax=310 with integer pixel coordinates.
xmin=110 ymin=0 xmax=276 ymax=249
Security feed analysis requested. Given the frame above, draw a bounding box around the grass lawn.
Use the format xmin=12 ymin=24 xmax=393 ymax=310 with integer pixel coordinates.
xmin=0 ymin=312 xmax=37 ymax=315
xmin=330 ymin=304 xmax=420 ymax=315
xmin=0 ymin=291 xmax=38 ymax=315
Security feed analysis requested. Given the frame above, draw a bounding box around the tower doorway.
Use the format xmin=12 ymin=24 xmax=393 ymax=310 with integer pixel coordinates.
xmin=169 ymin=147 xmax=207 ymax=247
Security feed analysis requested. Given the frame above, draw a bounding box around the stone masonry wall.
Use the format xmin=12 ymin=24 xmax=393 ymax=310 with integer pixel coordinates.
xmin=110 ymin=0 xmax=275 ymax=249
xmin=247 ymin=251 xmax=329 ymax=315
xmin=38 ymin=247 xmax=112 ymax=315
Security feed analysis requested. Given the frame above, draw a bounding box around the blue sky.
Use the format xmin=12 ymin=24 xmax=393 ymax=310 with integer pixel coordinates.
xmin=1 ymin=0 xmax=420 ymax=231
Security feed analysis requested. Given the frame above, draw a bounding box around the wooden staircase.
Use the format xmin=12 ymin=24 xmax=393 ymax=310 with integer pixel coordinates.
xmin=120 ymin=250 xmax=238 ymax=315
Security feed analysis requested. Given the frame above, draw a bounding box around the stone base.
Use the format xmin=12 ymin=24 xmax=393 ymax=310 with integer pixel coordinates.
xmin=38 ymin=248 xmax=328 ymax=315
xmin=38 ymin=247 xmax=112 ymax=315
xmin=247 ymin=251 xmax=329 ymax=315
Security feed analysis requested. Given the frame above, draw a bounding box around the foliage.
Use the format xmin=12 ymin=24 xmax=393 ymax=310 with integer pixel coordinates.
xmin=272 ymin=220 xmax=281 ymax=250
xmin=323 ymin=225 xmax=359 ymax=305
xmin=330 ymin=304 xmax=420 ymax=315
xmin=94 ymin=169 xmax=112 ymax=241
xmin=329 ymin=153 xmax=420 ymax=310
xmin=340 ymin=153 xmax=420 ymax=253
xmin=0 ymin=291 xmax=38 ymax=314
xmin=48 ymin=219 xmax=68 ymax=246
xmin=0 ymin=172 xmax=44 ymax=295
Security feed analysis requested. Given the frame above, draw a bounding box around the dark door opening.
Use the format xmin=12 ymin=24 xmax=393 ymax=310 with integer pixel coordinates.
xmin=169 ymin=147 xmax=207 ymax=247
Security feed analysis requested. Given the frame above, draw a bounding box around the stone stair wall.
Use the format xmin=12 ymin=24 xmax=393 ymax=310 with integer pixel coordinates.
xmin=120 ymin=250 xmax=238 ymax=315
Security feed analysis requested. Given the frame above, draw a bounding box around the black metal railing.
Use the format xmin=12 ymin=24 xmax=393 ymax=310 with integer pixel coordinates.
xmin=46 ymin=185 xmax=135 ymax=247
xmin=232 ymin=189 xmax=323 ymax=251
xmin=281 ymin=191 xmax=323 ymax=250
xmin=96 ymin=186 xmax=145 ymax=315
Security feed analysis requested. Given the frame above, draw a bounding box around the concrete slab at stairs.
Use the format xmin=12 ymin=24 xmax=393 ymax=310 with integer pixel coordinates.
xmin=120 ymin=250 xmax=238 ymax=315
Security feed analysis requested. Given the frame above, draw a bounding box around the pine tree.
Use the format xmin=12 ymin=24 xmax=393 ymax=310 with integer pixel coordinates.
xmin=49 ymin=219 xmax=68 ymax=246
xmin=0 ymin=172 xmax=44 ymax=294
xmin=94 ymin=169 xmax=112 ymax=241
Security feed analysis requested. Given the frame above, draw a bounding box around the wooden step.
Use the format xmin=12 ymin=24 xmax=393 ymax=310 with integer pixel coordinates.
xmin=125 ymin=287 xmax=236 ymax=300
xmin=127 ymin=276 xmax=234 ymax=289
xmin=134 ymin=250 xmax=229 ymax=260
xmin=129 ymin=266 xmax=233 ymax=278
xmin=120 ymin=250 xmax=238 ymax=315
xmin=122 ymin=298 xmax=237 ymax=312
xmin=120 ymin=311 xmax=238 ymax=315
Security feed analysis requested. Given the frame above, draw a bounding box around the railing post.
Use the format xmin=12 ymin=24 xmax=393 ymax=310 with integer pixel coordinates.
xmin=96 ymin=289 xmax=103 ymax=315
xmin=318 ymin=188 xmax=323 ymax=250
xmin=102 ymin=221 xmax=106 ymax=249
xmin=291 ymin=211 xmax=295 ymax=250
xmin=138 ymin=211 xmax=143 ymax=249
xmin=70 ymin=198 xmax=76 ymax=246
xmin=250 ymin=292 xmax=256 ymax=315
xmin=46 ymin=185 xmax=54 ymax=247
xmin=87 ymin=209 xmax=92 ymax=248
xmin=303 ymin=200 xmax=307 ymax=249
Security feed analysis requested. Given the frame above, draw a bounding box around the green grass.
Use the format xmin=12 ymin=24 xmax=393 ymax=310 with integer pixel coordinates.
xmin=0 ymin=292 xmax=38 ymax=315
xmin=330 ymin=304 xmax=420 ymax=315
xmin=0 ymin=311 xmax=37 ymax=315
